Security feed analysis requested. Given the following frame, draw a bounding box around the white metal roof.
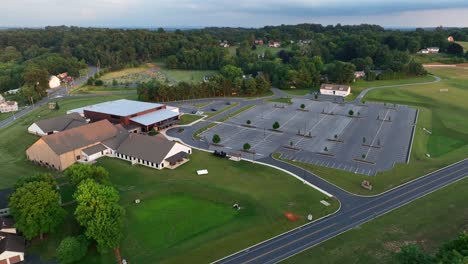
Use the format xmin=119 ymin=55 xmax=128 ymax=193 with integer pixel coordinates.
xmin=130 ymin=109 xmax=179 ymax=126
xmin=67 ymin=99 xmax=164 ymax=117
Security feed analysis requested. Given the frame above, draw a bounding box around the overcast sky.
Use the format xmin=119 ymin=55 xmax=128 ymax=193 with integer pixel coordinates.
xmin=2 ymin=0 xmax=468 ymax=28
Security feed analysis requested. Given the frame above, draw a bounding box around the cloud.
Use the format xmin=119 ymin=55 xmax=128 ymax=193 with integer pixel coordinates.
xmin=1 ymin=0 xmax=468 ymax=27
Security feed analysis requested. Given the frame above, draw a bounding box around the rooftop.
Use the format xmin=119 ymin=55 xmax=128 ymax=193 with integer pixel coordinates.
xmin=69 ymin=99 xmax=164 ymax=117
xmin=320 ymin=84 xmax=350 ymax=91
xmin=33 ymin=113 xmax=88 ymax=133
xmin=117 ymin=134 xmax=176 ymax=164
xmin=130 ymin=109 xmax=179 ymax=126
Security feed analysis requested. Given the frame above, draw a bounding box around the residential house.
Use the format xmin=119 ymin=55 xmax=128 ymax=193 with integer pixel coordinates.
xmin=320 ymin=84 xmax=351 ymax=97
xmin=448 ymin=36 xmax=454 ymax=42
xmin=268 ymin=41 xmax=281 ymax=48
xmin=48 ymin=76 xmax=61 ymax=89
xmin=0 ymin=102 xmax=18 ymax=113
xmin=427 ymin=47 xmax=440 ymax=53
xmin=28 ymin=113 xmax=89 ymax=136
xmin=254 ymin=39 xmax=264 ymax=45
xmin=354 ymin=71 xmax=366 ymax=79
xmin=0 ymin=218 xmax=24 ymax=264
xmin=4 ymin=89 xmax=19 ymax=95
xmin=219 ymin=41 xmax=230 ymax=48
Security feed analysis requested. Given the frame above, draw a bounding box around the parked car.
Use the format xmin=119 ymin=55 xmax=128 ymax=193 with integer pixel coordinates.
xmin=211 ymin=108 xmax=217 ymax=111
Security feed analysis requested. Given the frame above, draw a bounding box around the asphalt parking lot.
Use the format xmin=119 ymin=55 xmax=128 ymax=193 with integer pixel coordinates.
xmin=201 ymin=98 xmax=417 ymax=175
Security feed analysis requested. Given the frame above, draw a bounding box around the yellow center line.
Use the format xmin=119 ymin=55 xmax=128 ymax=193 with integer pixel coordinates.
xmin=243 ymin=223 xmax=337 ymax=264
xmin=351 ymin=167 xmax=467 ymax=218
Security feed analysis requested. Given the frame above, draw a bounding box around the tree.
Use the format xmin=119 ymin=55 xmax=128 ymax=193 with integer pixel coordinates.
xmin=246 ymin=120 xmax=251 ymax=125
xmin=55 ymin=101 xmax=60 ymax=110
xmin=363 ymin=137 xmax=366 ymax=144
xmin=394 ymin=244 xmax=434 ymax=264
xmin=148 ymin=127 xmax=159 ymax=136
xmin=112 ymin=79 xmax=118 ymax=86
xmin=362 ymin=153 xmax=366 ymax=159
xmin=56 ymin=235 xmax=89 ymax=264
xmin=9 ymin=181 xmax=66 ymax=240
xmin=94 ymin=79 xmax=104 ymax=86
xmin=220 ymin=65 xmax=243 ymax=82
xmin=74 ymin=179 xmax=124 ymax=253
xmin=324 ymin=146 xmax=328 ymax=152
xmin=243 ymin=143 xmax=251 ymax=151
xmin=334 ymin=134 xmax=338 ymax=139
xmin=348 ymin=110 xmax=354 ymax=116
xmin=272 ymin=121 xmax=280 ymax=130
xmin=446 ymin=43 xmax=464 ymax=56
xmin=435 ymin=232 xmax=468 ymax=263
xmin=212 ymin=134 xmax=221 ymax=144
xmin=300 ymin=104 xmax=305 ymax=109
xmin=64 ymin=164 xmax=110 ymax=186
xmin=314 ymin=94 xmax=318 ymax=100
xmin=15 ymin=173 xmax=57 ymax=189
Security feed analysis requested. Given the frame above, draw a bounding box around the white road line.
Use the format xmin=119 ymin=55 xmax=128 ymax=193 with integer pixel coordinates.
xmin=365 ymin=109 xmax=389 ymax=159
xmin=295 ymin=104 xmax=338 ymax=146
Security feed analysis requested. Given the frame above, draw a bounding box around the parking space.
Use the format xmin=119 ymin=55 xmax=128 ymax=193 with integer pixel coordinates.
xmin=200 ymin=99 xmax=417 ymax=175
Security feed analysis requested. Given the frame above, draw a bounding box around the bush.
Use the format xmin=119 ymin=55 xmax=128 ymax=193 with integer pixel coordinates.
xmin=94 ymin=79 xmax=104 ymax=86
xmin=348 ymin=110 xmax=354 ymax=116
xmin=112 ymin=79 xmax=119 ymax=86
xmin=246 ymin=120 xmax=251 ymax=125
xmin=148 ymin=128 xmax=159 ymax=136
xmin=56 ymin=235 xmax=89 ymax=264
xmin=243 ymin=143 xmax=251 ymax=151
xmin=272 ymin=121 xmax=280 ymax=130
xmin=300 ymin=104 xmax=305 ymax=109
xmin=212 ymin=134 xmax=221 ymax=144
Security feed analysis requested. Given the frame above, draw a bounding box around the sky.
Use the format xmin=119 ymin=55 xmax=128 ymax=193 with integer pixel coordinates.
xmin=2 ymin=0 xmax=468 ymax=28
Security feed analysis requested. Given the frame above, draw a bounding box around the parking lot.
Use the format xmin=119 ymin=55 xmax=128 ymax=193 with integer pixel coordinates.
xmin=200 ymin=98 xmax=417 ymax=175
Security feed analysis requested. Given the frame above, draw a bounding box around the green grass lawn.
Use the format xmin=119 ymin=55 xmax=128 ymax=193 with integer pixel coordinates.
xmin=267 ymin=97 xmax=293 ymax=105
xmin=456 ymin=41 xmax=468 ymax=52
xmin=0 ymin=112 xmax=14 ymax=122
xmin=27 ymin=151 xmax=339 ymax=263
xmin=346 ymin=75 xmax=436 ymax=101
xmin=412 ymin=53 xmax=466 ymax=64
xmin=0 ymin=94 xmax=137 ymax=189
xmin=281 ymin=88 xmax=311 ymax=96
xmin=179 ymin=114 xmax=203 ymax=125
xmin=161 ymin=68 xmax=218 ymax=83
xmin=71 ymin=85 xmax=136 ymax=94
xmin=276 ymin=67 xmax=468 ymax=195
xmin=283 ymin=177 xmax=468 ymax=264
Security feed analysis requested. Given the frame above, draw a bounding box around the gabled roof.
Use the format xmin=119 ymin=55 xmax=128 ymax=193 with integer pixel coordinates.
xmin=82 ymin=144 xmax=108 ymax=156
xmin=33 ymin=113 xmax=88 ymax=133
xmin=0 ymin=233 xmax=25 ymax=254
xmin=116 ymin=134 xmax=176 ymax=164
xmin=320 ymin=84 xmax=350 ymax=91
xmin=41 ymin=120 xmax=119 ymax=155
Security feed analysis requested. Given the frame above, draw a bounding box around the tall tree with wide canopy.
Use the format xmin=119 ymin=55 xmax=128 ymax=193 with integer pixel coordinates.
xmin=74 ymin=179 xmax=125 ymax=253
xmin=9 ymin=181 xmax=66 ymax=240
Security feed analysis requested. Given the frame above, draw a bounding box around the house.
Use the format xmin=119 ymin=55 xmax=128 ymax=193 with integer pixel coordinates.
xmin=26 ymin=119 xmax=192 ymax=171
xmin=268 ymin=41 xmax=281 ymax=48
xmin=0 ymin=95 xmax=4 ymax=104
xmin=427 ymin=47 xmax=439 ymax=53
xmin=4 ymin=89 xmax=19 ymax=95
xmin=0 ymin=231 xmax=25 ymax=264
xmin=0 ymin=102 xmax=18 ymax=113
xmin=0 ymin=189 xmax=13 ymax=217
xmin=320 ymin=84 xmax=351 ymax=97
xmin=219 ymin=41 xmax=230 ymax=48
xmin=67 ymin=99 xmax=180 ymax=132
xmin=48 ymin=76 xmax=61 ymax=89
xmin=254 ymin=39 xmax=264 ymax=45
xmin=57 ymin=72 xmax=68 ymax=79
xmin=27 ymin=113 xmax=89 ymax=136
xmin=354 ymin=71 xmax=366 ymax=79
xmin=448 ymin=36 xmax=454 ymax=42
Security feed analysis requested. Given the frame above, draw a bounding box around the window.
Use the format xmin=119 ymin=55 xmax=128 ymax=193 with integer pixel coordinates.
xmin=161 ymin=163 xmax=164 ymax=168
xmin=188 ymin=150 xmax=191 ymax=154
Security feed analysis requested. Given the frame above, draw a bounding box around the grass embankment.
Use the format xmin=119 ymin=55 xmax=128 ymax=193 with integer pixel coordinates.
xmin=218 ymin=105 xmax=256 ymax=122
xmin=179 ymin=114 xmax=203 ymax=125
xmin=346 ymin=75 xmax=436 ymax=102
xmin=267 ymin=97 xmax=293 ymax=105
xmin=283 ymin=177 xmax=468 ymax=264
xmin=71 ymin=85 xmax=136 ymax=94
xmin=276 ymin=67 xmax=468 ymax=195
xmin=0 ymin=94 xmax=137 ymax=188
xmin=281 ymin=88 xmax=311 ymax=96
xmin=28 ymin=151 xmax=338 ymax=264
xmin=162 ymin=68 xmax=218 ymax=83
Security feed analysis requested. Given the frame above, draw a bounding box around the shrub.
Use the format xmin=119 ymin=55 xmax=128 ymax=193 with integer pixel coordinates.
xmin=300 ymin=104 xmax=305 ymax=109
xmin=272 ymin=121 xmax=280 ymax=130
xmin=212 ymin=134 xmax=221 ymax=144
xmin=148 ymin=128 xmax=159 ymax=136
xmin=243 ymin=143 xmax=251 ymax=151
xmin=56 ymin=236 xmax=89 ymax=264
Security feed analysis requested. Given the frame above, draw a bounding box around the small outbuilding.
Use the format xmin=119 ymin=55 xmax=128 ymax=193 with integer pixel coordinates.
xmin=320 ymin=84 xmax=351 ymax=97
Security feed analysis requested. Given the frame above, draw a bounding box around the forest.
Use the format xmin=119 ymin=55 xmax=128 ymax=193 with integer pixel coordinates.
xmin=0 ymin=25 xmax=467 ymax=101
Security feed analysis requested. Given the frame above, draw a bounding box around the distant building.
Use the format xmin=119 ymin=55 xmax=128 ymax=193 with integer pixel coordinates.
xmin=4 ymin=89 xmax=20 ymax=95
xmin=354 ymin=71 xmax=366 ymax=79
xmin=57 ymin=72 xmax=68 ymax=79
xmin=254 ymin=39 xmax=264 ymax=45
xmin=28 ymin=113 xmax=89 ymax=136
xmin=0 ymin=101 xmax=18 ymax=113
xmin=48 ymin=76 xmax=61 ymax=89
xmin=320 ymin=84 xmax=351 ymax=97
xmin=219 ymin=40 xmax=230 ymax=48
xmin=26 ymin=119 xmax=192 ymax=171
xmin=448 ymin=36 xmax=454 ymax=42
xmin=419 ymin=47 xmax=439 ymax=54
xmin=268 ymin=41 xmax=281 ymax=48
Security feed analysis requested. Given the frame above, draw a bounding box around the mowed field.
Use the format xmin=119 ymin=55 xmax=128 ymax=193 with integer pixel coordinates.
xmin=279 ymin=66 xmax=468 ymax=195
xmin=0 ymin=94 xmax=137 ymax=188
xmin=283 ymin=177 xmax=468 ymax=264
xmin=27 ymin=152 xmax=338 ymax=264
